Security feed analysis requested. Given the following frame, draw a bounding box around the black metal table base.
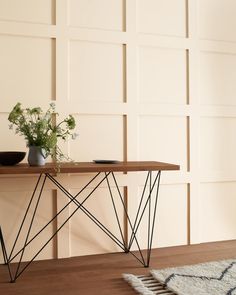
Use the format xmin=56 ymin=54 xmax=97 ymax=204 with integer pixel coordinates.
xmin=0 ymin=170 xmax=161 ymax=282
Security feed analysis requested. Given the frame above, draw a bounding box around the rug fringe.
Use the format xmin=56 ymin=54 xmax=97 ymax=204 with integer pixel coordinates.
xmin=123 ymin=274 xmax=175 ymax=295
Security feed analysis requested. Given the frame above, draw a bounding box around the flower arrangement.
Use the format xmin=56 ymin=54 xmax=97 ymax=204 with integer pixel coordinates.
xmin=8 ymin=102 xmax=77 ymax=163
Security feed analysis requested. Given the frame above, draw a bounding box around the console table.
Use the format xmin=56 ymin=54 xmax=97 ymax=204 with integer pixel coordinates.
xmin=0 ymin=161 xmax=179 ymax=282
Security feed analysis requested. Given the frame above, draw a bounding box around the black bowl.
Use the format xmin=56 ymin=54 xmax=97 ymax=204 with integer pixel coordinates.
xmin=0 ymin=151 xmax=26 ymax=166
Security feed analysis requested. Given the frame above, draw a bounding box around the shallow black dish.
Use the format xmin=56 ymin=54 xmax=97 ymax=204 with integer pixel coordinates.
xmin=0 ymin=151 xmax=26 ymax=166
xmin=93 ymin=160 xmax=119 ymax=164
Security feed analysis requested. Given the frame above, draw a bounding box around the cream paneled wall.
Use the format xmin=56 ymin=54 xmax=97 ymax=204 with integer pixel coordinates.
xmin=0 ymin=0 xmax=236 ymax=263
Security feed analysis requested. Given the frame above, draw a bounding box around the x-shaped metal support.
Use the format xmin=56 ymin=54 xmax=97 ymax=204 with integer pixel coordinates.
xmin=0 ymin=170 xmax=161 ymax=282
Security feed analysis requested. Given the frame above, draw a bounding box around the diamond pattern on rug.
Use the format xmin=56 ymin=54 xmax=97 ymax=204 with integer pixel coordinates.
xmin=123 ymin=259 xmax=236 ymax=295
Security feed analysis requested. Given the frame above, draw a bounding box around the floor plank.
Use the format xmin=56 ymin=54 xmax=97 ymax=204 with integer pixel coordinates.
xmin=1 ymin=240 xmax=236 ymax=295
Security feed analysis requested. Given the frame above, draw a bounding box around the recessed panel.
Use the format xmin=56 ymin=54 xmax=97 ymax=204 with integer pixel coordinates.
xmin=199 ymin=52 xmax=236 ymax=106
xmin=198 ymin=0 xmax=236 ymax=42
xmin=70 ymin=186 xmax=124 ymax=256
xmin=139 ymin=47 xmax=187 ymax=104
xmin=137 ymin=0 xmax=186 ymax=36
xmin=200 ymin=182 xmax=236 ymax=242
xmin=70 ymin=41 xmax=124 ymax=103
xmin=69 ymin=0 xmax=124 ymax=31
xmin=0 ymin=35 xmax=55 ymax=109
xmin=139 ymin=116 xmax=187 ymax=171
xmin=0 ymin=188 xmax=55 ymax=263
xmin=0 ymin=114 xmax=27 ymax=154
xmin=0 ymin=0 xmax=55 ymax=24
xmin=200 ymin=117 xmax=236 ymax=174
xmin=134 ymin=184 xmax=187 ymax=249
xmin=69 ymin=115 xmax=124 ymax=162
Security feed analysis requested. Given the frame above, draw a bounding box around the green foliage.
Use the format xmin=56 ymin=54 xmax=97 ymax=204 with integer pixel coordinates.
xmin=8 ymin=102 xmax=78 ymax=162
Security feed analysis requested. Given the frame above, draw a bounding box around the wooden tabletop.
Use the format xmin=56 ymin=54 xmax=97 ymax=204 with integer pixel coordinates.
xmin=0 ymin=161 xmax=179 ymax=174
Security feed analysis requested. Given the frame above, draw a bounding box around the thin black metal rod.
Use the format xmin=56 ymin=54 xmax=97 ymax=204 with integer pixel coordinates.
xmin=105 ymin=173 xmax=127 ymax=249
xmin=47 ymin=174 xmax=125 ymax=251
xmin=110 ymin=172 xmax=146 ymax=265
xmin=128 ymin=172 xmax=150 ymax=250
xmin=0 ymin=227 xmax=14 ymax=282
xmin=147 ymin=171 xmax=152 ymax=262
xmin=9 ymin=174 xmax=43 ymax=260
xmin=0 ymin=227 xmax=7 ymax=264
xmin=146 ymin=171 xmax=161 ymax=267
xmin=128 ymin=171 xmax=161 ymax=250
xmin=9 ymin=172 xmax=102 ymax=262
xmin=14 ymin=174 xmax=47 ymax=280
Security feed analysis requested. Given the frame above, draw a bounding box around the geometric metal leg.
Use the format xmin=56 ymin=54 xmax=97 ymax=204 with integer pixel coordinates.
xmin=105 ymin=173 xmax=127 ymax=251
xmin=100 ymin=171 xmax=162 ymax=267
xmin=146 ymin=171 xmax=161 ymax=267
xmin=110 ymin=171 xmax=162 ymax=267
xmin=0 ymin=169 xmax=162 ymax=282
xmin=13 ymin=175 xmax=47 ymax=282
xmin=8 ymin=174 xmax=44 ymax=262
xmin=48 ymin=170 xmax=162 ymax=268
xmin=47 ymin=170 xmax=162 ymax=268
xmin=0 ymin=174 xmax=47 ymax=282
xmin=107 ymin=172 xmax=147 ymax=265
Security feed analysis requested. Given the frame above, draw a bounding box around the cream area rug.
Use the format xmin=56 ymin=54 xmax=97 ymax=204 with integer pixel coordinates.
xmin=123 ymin=259 xmax=236 ymax=295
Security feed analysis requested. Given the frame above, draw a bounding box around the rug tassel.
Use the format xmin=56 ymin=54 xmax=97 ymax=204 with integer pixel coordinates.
xmin=123 ymin=274 xmax=155 ymax=295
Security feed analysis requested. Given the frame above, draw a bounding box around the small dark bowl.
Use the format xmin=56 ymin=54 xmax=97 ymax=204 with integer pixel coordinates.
xmin=0 ymin=151 xmax=26 ymax=166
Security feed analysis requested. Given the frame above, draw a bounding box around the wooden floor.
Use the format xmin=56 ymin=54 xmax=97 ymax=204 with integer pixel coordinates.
xmin=1 ymin=240 xmax=236 ymax=295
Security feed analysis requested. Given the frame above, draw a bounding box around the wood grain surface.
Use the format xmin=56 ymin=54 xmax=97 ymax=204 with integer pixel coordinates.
xmin=0 ymin=161 xmax=180 ymax=174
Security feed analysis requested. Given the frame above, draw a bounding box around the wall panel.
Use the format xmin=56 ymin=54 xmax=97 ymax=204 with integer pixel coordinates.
xmin=198 ymin=0 xmax=236 ymax=42
xmin=138 ymin=47 xmax=187 ymax=104
xmin=69 ymin=115 xmax=124 ymax=162
xmin=69 ymin=0 xmax=124 ymax=31
xmin=0 ymin=189 xmax=55 ymax=262
xmin=70 ymin=186 xmax=124 ymax=256
xmin=134 ymin=184 xmax=188 ymax=249
xmin=137 ymin=0 xmax=186 ymax=37
xmin=0 ymin=0 xmax=235 ymax=264
xmin=199 ymin=51 xmax=236 ymax=106
xmin=139 ymin=116 xmax=188 ymax=171
xmin=0 ymin=114 xmax=27 ymax=152
xmin=152 ymin=184 xmax=188 ymax=247
xmin=0 ymin=35 xmax=55 ymax=110
xmin=0 ymin=0 xmax=55 ymax=25
xmin=200 ymin=182 xmax=236 ymax=242
xmin=200 ymin=117 xmax=236 ymax=174
xmin=69 ymin=41 xmax=125 ymax=103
